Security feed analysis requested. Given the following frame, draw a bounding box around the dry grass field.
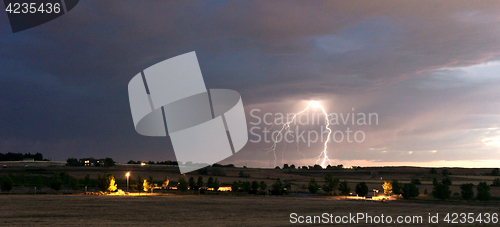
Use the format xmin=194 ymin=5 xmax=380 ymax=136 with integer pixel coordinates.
xmin=0 ymin=194 xmax=498 ymax=226
xmin=1 ymin=162 xmax=499 ymax=226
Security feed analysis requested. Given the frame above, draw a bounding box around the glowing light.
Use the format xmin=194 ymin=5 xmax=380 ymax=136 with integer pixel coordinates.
xmin=140 ymin=162 xmax=146 ymax=166
xmin=125 ymin=172 xmax=130 ymax=177
xmin=265 ymin=100 xmax=332 ymax=168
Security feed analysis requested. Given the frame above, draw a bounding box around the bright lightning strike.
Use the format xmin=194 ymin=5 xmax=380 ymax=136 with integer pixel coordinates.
xmin=264 ymin=100 xmax=332 ymax=168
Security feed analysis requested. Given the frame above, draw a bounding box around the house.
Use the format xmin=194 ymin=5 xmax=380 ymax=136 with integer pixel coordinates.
xmin=79 ymin=158 xmax=106 ymax=167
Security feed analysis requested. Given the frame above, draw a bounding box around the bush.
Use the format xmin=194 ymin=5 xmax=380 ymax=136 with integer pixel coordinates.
xmin=460 ymin=183 xmax=474 ymax=200
xmin=411 ymin=178 xmax=421 ymax=185
xmin=96 ymin=174 xmax=110 ymax=192
xmin=401 ymin=183 xmax=419 ymax=199
xmin=308 ymin=177 xmax=320 ymax=194
xmin=241 ymin=181 xmax=251 ymax=192
xmin=432 ymin=183 xmax=451 ymax=200
xmin=477 ymin=182 xmax=491 ymax=202
xmin=492 ymin=168 xmax=499 ymax=176
xmin=355 ymin=182 xmax=369 ymax=197
xmin=492 ymin=178 xmax=500 ymax=187
xmin=1 ymin=176 xmax=14 ymax=192
xmin=177 ymin=177 xmax=188 ymax=192
xmin=338 ymin=180 xmax=350 ymax=195
xmin=271 ymin=179 xmax=285 ymax=195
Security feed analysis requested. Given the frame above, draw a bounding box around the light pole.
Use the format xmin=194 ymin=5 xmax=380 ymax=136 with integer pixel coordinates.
xmin=126 ymin=172 xmax=130 ymax=192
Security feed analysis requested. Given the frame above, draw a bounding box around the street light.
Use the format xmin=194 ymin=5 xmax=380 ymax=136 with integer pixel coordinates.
xmin=126 ymin=172 xmax=130 ymax=192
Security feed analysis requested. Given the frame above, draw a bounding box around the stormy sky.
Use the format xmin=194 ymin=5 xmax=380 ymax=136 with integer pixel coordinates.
xmin=1 ymin=0 xmax=500 ymax=168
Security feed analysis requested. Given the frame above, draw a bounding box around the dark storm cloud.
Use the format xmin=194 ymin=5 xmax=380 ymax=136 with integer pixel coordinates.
xmin=1 ymin=0 xmax=500 ymax=165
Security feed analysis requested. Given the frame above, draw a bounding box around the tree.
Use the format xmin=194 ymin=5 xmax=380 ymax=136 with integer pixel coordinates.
xmin=104 ymin=157 xmax=115 ymax=167
xmin=108 ymin=175 xmax=117 ymax=192
xmin=275 ymin=166 xmax=280 ymax=169
xmin=259 ymin=181 xmax=267 ymax=191
xmin=477 ymin=181 xmax=491 ymax=202
xmin=339 ymin=180 xmax=350 ymax=196
xmin=66 ymin=158 xmax=79 ymax=166
xmin=442 ymin=168 xmax=449 ymax=176
xmin=492 ymin=168 xmax=500 ymax=176
xmin=135 ymin=175 xmax=144 ymax=193
xmin=322 ymin=174 xmax=339 ymax=195
xmin=442 ymin=177 xmax=452 ymax=186
xmin=271 ymin=179 xmax=284 ymax=195
xmin=460 ymin=183 xmax=474 ymax=200
xmin=313 ymin=164 xmax=323 ymax=170
xmin=197 ymin=176 xmax=204 ymax=189
xmin=188 ymin=177 xmax=196 ymax=190
xmin=143 ymin=179 xmax=151 ymax=193
xmin=391 ymin=180 xmax=401 ymax=196
xmin=96 ymin=174 xmax=109 ymax=192
xmin=213 ymin=178 xmax=220 ymax=191
xmin=241 ymin=181 xmax=251 ymax=192
xmin=290 ymin=164 xmax=296 ymax=169
xmin=401 ymin=183 xmax=419 ymax=199
xmin=231 ymin=181 xmax=240 ymax=192
xmin=432 ymin=183 xmax=451 ymax=200
xmin=1 ymin=176 xmax=13 ymax=192
xmin=207 ymin=177 xmax=214 ymax=188
xmin=34 ymin=175 xmax=43 ymax=192
xmin=50 ymin=176 xmax=63 ymax=192
xmin=71 ymin=179 xmax=79 ymax=192
xmin=251 ymin=181 xmax=260 ymax=191
xmin=382 ymin=181 xmax=392 ymax=195
xmin=164 ymin=176 xmax=170 ymax=188
xmin=355 ymin=182 xmax=369 ymax=197
xmin=430 ymin=168 xmax=438 ymax=175
xmin=308 ymin=177 xmax=320 ymax=194
xmin=177 ymin=177 xmax=188 ymax=192
xmin=283 ymin=164 xmax=289 ymax=169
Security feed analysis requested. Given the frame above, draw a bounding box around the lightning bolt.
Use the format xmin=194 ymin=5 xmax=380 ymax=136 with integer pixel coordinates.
xmin=264 ymin=101 xmax=332 ymax=168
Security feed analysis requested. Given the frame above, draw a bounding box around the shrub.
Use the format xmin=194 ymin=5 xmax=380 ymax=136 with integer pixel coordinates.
xmin=96 ymin=174 xmax=110 ymax=192
xmin=104 ymin=157 xmax=115 ymax=167
xmin=460 ymin=183 xmax=474 ymax=200
xmin=492 ymin=168 xmax=499 ymax=176
xmin=271 ymin=179 xmax=284 ymax=195
xmin=492 ymin=178 xmax=500 ymax=187
xmin=241 ymin=181 xmax=251 ymax=192
xmin=477 ymin=182 xmax=491 ymax=202
xmin=411 ymin=178 xmax=421 ymax=185
xmin=355 ymin=182 xmax=369 ymax=197
xmin=1 ymin=176 xmax=14 ymax=192
xmin=308 ymin=177 xmax=320 ymax=194
xmin=251 ymin=181 xmax=260 ymax=191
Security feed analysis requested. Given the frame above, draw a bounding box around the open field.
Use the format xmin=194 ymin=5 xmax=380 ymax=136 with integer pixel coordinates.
xmin=0 ymin=194 xmax=498 ymax=226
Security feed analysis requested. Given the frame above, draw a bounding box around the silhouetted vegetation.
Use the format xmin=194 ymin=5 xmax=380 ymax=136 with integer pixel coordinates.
xmin=477 ymin=182 xmax=491 ymax=202
xmin=355 ymin=182 xmax=369 ymax=197
xmin=401 ymin=183 xmax=419 ymax=199
xmin=308 ymin=177 xmax=320 ymax=194
xmin=0 ymin=152 xmax=45 ymax=161
xmin=338 ymin=180 xmax=350 ymax=195
xmin=460 ymin=183 xmax=474 ymax=200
